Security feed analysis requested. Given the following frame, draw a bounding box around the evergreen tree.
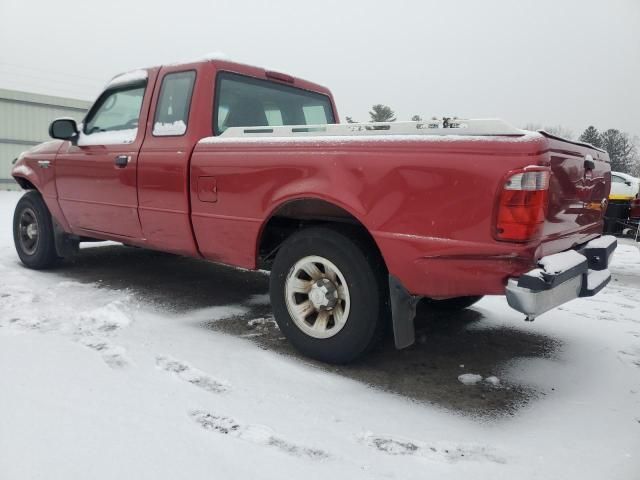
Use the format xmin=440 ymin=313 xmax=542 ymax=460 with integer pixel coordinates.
xmin=579 ymin=126 xmax=603 ymax=148
xmin=600 ymin=129 xmax=637 ymax=173
xmin=369 ymin=104 xmax=396 ymax=122
xmin=411 ymin=115 xmax=422 ymax=122
xmin=345 ymin=116 xmax=357 ymax=123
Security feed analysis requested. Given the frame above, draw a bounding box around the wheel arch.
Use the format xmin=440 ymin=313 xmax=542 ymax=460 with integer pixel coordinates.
xmin=12 ymin=160 xmax=41 ymax=191
xmin=13 ymin=175 xmax=37 ymax=191
xmin=12 ymin=168 xmax=74 ymax=239
xmin=256 ymin=196 xmax=386 ymax=271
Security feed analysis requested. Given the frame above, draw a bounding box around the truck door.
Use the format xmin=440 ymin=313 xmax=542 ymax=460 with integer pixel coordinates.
xmin=136 ymin=67 xmax=204 ymax=256
xmin=56 ymin=75 xmax=155 ymax=239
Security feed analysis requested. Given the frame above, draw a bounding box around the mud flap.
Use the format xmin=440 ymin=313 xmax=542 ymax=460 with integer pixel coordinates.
xmin=53 ymin=219 xmax=79 ymax=258
xmin=388 ymin=275 xmax=419 ymax=349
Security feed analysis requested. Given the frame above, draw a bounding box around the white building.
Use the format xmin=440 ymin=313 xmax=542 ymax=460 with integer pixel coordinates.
xmin=0 ymin=88 xmax=90 ymax=189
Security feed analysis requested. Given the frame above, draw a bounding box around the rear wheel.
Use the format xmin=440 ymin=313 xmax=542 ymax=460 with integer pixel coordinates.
xmin=420 ymin=295 xmax=483 ymax=311
xmin=13 ymin=191 xmax=58 ymax=269
xmin=269 ymin=226 xmax=387 ymax=364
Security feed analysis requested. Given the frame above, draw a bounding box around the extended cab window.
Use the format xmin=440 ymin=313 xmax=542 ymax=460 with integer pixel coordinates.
xmin=153 ymin=71 xmax=196 ymax=136
xmin=214 ymin=72 xmax=335 ymax=134
xmin=84 ymin=85 xmax=145 ymax=136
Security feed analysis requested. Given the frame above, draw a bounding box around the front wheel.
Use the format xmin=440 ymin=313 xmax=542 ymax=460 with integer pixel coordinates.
xmin=13 ymin=191 xmax=58 ymax=269
xmin=269 ymin=227 xmax=387 ymax=364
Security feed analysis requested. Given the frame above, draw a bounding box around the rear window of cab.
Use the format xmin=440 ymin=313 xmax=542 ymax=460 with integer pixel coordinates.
xmin=214 ymin=72 xmax=335 ymax=135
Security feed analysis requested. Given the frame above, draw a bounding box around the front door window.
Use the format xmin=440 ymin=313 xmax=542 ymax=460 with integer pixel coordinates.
xmin=80 ymin=85 xmax=146 ymax=145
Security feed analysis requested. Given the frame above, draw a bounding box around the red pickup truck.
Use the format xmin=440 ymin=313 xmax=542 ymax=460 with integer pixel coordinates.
xmin=11 ymin=58 xmax=616 ymax=363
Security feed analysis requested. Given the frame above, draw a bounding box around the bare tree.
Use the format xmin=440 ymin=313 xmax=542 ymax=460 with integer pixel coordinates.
xmin=523 ymin=123 xmax=573 ymax=140
xmin=544 ymin=125 xmax=574 ymax=140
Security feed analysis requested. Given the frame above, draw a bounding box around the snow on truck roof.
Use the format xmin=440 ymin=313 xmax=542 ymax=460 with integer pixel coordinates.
xmin=106 ymin=69 xmax=148 ymax=88
xmin=104 ymin=56 xmax=328 ymax=93
xmin=104 ymin=54 xmax=230 ymax=89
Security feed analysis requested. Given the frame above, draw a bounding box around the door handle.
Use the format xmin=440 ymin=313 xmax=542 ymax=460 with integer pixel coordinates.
xmin=115 ymin=155 xmax=130 ymax=168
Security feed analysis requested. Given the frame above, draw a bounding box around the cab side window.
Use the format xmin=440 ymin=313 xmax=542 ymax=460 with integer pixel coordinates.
xmin=153 ymin=71 xmax=196 ymax=136
xmin=84 ymin=86 xmax=145 ymax=137
xmin=611 ymin=175 xmax=625 ymax=184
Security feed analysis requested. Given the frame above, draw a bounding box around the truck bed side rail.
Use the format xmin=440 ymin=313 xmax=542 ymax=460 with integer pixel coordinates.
xmin=214 ymin=118 xmax=526 ymax=139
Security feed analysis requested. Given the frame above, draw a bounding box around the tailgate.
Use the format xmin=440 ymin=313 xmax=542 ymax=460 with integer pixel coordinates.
xmin=540 ymin=132 xmax=610 ymax=251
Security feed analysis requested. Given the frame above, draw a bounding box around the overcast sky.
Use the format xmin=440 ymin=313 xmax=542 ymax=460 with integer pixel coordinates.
xmin=1 ymin=0 xmax=638 ymax=138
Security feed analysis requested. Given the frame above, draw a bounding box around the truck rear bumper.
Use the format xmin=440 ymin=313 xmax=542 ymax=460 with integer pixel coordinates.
xmin=505 ymin=235 xmax=617 ymax=320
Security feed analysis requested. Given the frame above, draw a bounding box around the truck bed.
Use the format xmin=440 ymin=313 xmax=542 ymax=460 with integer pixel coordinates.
xmin=189 ymin=126 xmax=609 ymax=299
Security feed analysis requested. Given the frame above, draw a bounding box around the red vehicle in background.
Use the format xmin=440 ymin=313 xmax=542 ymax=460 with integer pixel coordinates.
xmin=11 ymin=58 xmax=616 ymax=363
xmin=630 ymin=198 xmax=640 ymax=240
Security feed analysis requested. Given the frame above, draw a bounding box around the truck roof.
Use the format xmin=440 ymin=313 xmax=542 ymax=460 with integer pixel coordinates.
xmin=107 ymin=56 xmax=333 ymax=98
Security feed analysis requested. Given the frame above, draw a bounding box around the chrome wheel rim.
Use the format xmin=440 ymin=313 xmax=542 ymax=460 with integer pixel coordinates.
xmin=284 ymin=255 xmax=351 ymax=339
xmin=18 ymin=207 xmax=39 ymax=255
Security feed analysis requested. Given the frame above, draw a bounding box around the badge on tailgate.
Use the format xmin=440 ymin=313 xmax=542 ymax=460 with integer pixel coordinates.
xmin=197 ymin=176 xmax=217 ymax=203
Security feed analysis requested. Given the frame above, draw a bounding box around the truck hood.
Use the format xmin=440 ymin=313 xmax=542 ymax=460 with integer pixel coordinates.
xmin=11 ymin=140 xmax=65 ymax=185
xmin=19 ymin=140 xmax=66 ymax=157
xmin=12 ymin=140 xmax=65 ymax=169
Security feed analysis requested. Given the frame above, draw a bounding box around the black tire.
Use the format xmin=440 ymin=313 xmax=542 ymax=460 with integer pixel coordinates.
xmin=269 ymin=226 xmax=387 ymax=364
xmin=420 ymin=295 xmax=483 ymax=312
xmin=13 ymin=190 xmax=58 ymax=269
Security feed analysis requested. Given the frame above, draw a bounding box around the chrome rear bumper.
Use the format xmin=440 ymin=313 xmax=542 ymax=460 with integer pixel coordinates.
xmin=505 ymin=235 xmax=617 ymax=320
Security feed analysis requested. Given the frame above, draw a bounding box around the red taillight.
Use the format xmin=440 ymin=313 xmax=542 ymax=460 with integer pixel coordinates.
xmin=495 ymin=167 xmax=550 ymax=242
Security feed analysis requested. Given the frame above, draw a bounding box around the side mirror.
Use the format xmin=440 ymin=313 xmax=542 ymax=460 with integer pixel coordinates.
xmin=49 ymin=118 xmax=78 ymax=140
xmin=625 ymin=181 xmax=633 ymax=187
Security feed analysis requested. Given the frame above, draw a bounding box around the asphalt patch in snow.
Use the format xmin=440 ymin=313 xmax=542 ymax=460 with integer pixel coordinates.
xmin=20 ymin=238 xmax=559 ymax=416
xmin=211 ymin=304 xmax=555 ymax=416
xmin=190 ymin=410 xmax=329 ymax=459
xmin=245 ymin=293 xmax=271 ymax=306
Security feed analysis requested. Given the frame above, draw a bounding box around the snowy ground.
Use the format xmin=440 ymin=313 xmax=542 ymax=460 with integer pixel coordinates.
xmin=0 ymin=190 xmax=639 ymax=480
